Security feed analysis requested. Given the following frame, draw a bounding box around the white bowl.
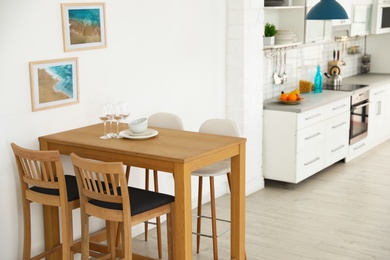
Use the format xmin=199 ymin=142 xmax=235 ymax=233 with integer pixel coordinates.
xmin=128 ymin=118 xmax=148 ymax=133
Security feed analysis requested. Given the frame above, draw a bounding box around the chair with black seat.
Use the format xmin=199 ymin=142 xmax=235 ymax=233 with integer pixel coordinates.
xmin=10 ymin=143 xmax=80 ymax=260
xmin=191 ymin=118 xmax=244 ymax=260
xmin=71 ymin=152 xmax=175 ymax=260
xmin=125 ymin=112 xmax=183 ymax=258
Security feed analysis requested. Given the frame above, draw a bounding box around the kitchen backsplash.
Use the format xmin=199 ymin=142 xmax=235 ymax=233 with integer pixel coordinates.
xmin=262 ymin=37 xmax=366 ymax=99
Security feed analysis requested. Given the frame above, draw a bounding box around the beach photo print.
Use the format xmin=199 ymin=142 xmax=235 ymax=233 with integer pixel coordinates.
xmin=29 ymin=58 xmax=79 ymax=111
xmin=61 ymin=3 xmax=107 ymax=52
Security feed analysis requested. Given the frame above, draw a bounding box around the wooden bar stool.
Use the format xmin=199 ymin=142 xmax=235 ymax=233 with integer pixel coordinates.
xmin=71 ymin=153 xmax=175 ymax=260
xmin=11 ymin=143 xmax=80 ymax=260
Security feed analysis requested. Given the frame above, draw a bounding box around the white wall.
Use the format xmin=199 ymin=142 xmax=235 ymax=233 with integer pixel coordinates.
xmin=0 ymin=0 xmax=228 ymax=258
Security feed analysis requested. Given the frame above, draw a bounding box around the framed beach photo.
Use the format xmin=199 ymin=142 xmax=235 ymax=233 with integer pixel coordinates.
xmin=61 ymin=3 xmax=107 ymax=52
xmin=29 ymin=58 xmax=79 ymax=111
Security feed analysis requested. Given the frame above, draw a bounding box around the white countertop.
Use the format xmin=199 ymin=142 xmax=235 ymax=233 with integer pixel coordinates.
xmin=263 ymin=73 xmax=390 ymax=113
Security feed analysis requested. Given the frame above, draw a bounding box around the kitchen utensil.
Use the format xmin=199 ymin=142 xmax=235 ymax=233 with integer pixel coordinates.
xmin=324 ymin=65 xmax=342 ymax=87
xmin=273 ymin=52 xmax=282 ymax=84
xmin=333 ymin=50 xmax=336 ymax=60
xmin=279 ymin=50 xmax=284 ymax=83
xmin=282 ymin=50 xmax=287 ymax=83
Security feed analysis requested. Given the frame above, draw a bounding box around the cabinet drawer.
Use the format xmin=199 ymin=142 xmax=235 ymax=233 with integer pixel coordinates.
xmin=324 ymin=97 xmax=350 ymax=118
xmin=296 ymin=122 xmax=325 ymax=151
xmin=297 ymin=106 xmax=325 ymax=130
xmin=296 ymin=143 xmax=325 ymax=183
xmin=326 ymin=112 xmax=350 ymax=138
xmin=326 ymin=138 xmax=349 ymax=165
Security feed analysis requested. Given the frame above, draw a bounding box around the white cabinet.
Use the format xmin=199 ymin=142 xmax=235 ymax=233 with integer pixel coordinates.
xmin=332 ymin=0 xmax=352 ymax=26
xmin=350 ymin=0 xmax=373 ymax=36
xmin=263 ymin=97 xmax=350 ymax=183
xmin=368 ymin=84 xmax=390 ymax=145
xmin=305 ymin=0 xmax=332 ymax=43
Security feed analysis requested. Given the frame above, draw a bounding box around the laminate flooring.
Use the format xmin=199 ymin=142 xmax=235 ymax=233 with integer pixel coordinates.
xmin=131 ymin=140 xmax=390 ymax=259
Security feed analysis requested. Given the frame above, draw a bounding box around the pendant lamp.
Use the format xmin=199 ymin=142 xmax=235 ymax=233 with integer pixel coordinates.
xmin=306 ymin=0 xmax=349 ymax=20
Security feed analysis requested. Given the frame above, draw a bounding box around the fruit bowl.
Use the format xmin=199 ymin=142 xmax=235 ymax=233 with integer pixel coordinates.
xmin=277 ymin=97 xmax=304 ymax=105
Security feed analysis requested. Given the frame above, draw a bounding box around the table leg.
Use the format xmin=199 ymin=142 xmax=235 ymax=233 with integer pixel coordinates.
xmin=173 ymin=163 xmax=193 ymax=259
xmin=230 ymin=143 xmax=246 ymax=260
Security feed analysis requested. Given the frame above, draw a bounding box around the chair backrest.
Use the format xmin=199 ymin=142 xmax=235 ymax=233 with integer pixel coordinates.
xmin=199 ymin=118 xmax=241 ymax=137
xmin=70 ymin=153 xmax=131 ymax=223
xmin=10 ymin=143 xmax=68 ymax=206
xmin=148 ymin=112 xmax=184 ymax=130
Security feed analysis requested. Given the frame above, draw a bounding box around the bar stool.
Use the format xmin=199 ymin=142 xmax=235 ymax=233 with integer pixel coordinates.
xmin=191 ymin=119 xmax=241 ymax=260
xmin=71 ymin=153 xmax=175 ymax=260
xmin=10 ymin=143 xmax=80 ymax=260
xmin=125 ymin=112 xmax=183 ymax=259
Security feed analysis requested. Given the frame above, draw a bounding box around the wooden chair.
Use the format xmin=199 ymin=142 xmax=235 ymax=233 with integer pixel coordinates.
xmin=71 ymin=153 xmax=175 ymax=260
xmin=10 ymin=143 xmax=80 ymax=260
xmin=125 ymin=112 xmax=183 ymax=259
xmin=191 ymin=119 xmax=243 ymax=260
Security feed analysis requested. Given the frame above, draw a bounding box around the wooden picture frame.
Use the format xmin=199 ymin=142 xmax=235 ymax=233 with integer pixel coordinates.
xmin=61 ymin=3 xmax=107 ymax=52
xmin=29 ymin=58 xmax=79 ymax=111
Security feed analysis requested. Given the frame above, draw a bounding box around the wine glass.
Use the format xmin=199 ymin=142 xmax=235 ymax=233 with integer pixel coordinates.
xmin=113 ymin=103 xmax=124 ymax=138
xmin=98 ymin=104 xmax=111 ymax=139
xmin=118 ymin=102 xmax=130 ymax=130
xmin=105 ymin=102 xmax=115 ymax=137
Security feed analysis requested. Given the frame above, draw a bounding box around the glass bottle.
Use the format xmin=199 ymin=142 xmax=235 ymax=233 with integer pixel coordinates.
xmin=314 ymin=65 xmax=323 ymax=93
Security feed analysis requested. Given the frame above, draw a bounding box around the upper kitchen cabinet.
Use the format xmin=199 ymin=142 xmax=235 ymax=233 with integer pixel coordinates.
xmin=264 ymin=0 xmax=305 ymax=47
xmin=350 ymin=0 xmax=373 ymax=36
xmin=332 ymin=0 xmax=352 ymax=26
xmin=305 ymin=0 xmax=333 ymax=43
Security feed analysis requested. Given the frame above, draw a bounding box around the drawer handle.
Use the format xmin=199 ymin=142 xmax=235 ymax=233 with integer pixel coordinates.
xmin=332 ymin=122 xmax=347 ymax=129
xmin=331 ymin=145 xmax=345 ymax=152
xmin=305 ymin=113 xmax=322 ymax=120
xmin=332 ymin=104 xmax=347 ymax=110
xmin=304 ymin=157 xmax=320 ymax=166
xmin=353 ymin=143 xmax=366 ymax=150
xmin=304 ymin=132 xmax=321 ymax=140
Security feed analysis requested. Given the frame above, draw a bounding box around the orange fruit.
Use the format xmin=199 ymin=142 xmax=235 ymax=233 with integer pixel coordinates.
xmin=288 ymin=94 xmax=297 ymax=101
xmin=280 ymin=93 xmax=289 ymax=101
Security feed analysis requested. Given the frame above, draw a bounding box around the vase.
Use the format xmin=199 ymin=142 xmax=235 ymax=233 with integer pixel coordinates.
xmin=263 ymin=36 xmax=275 ymax=46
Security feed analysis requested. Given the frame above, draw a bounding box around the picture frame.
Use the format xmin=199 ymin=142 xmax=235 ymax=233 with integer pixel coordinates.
xmin=61 ymin=3 xmax=107 ymax=52
xmin=29 ymin=58 xmax=79 ymax=111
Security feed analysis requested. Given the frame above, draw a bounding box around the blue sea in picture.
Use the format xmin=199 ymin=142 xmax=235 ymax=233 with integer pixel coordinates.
xmin=69 ymin=9 xmax=100 ymax=26
xmin=47 ymin=65 xmax=74 ymax=97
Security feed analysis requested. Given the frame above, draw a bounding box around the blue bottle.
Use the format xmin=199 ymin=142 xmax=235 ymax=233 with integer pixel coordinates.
xmin=314 ymin=65 xmax=322 ymax=93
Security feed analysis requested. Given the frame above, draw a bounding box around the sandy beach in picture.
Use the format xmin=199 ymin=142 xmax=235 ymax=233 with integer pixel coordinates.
xmin=38 ymin=69 xmax=70 ymax=104
xmin=69 ymin=19 xmax=101 ymax=44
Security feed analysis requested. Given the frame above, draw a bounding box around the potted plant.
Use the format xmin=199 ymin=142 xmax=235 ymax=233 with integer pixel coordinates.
xmin=264 ymin=23 xmax=277 ymax=45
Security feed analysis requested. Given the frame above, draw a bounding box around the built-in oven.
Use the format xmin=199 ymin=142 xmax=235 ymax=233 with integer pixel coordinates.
xmin=350 ymin=91 xmax=369 ymax=144
xmin=323 ymin=84 xmax=370 ymax=144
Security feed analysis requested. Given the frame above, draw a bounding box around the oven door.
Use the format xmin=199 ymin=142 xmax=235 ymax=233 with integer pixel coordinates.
xmin=350 ymin=101 xmax=369 ymax=144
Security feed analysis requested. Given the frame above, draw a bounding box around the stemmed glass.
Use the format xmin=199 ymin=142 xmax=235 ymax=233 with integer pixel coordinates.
xmin=105 ymin=102 xmax=115 ymax=137
xmin=98 ymin=104 xmax=111 ymax=139
xmin=118 ymin=102 xmax=130 ymax=130
xmin=113 ymin=103 xmax=124 ymax=138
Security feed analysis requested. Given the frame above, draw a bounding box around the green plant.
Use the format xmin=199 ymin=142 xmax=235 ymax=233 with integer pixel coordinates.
xmin=264 ymin=23 xmax=277 ymax=37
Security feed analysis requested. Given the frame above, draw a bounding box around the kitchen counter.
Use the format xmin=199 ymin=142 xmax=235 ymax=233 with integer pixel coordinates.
xmin=264 ymin=73 xmax=390 ymax=113
xmin=343 ymin=73 xmax=390 ymax=87
xmin=263 ymin=90 xmax=351 ymax=113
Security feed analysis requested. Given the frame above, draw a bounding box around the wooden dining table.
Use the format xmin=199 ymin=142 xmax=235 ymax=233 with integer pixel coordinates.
xmin=39 ymin=123 xmax=246 ymax=260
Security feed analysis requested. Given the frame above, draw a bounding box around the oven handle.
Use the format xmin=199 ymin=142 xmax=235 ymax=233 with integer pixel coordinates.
xmin=351 ymin=101 xmax=369 ymax=110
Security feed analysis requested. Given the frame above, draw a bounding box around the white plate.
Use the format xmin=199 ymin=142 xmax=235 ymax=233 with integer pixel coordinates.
xmin=119 ymin=128 xmax=158 ymax=140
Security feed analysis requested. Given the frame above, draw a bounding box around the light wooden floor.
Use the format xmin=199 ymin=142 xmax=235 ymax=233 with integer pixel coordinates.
xmin=131 ymin=140 xmax=390 ymax=259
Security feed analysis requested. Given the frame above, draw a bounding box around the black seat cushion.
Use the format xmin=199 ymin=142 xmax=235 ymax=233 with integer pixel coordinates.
xmin=90 ymin=186 xmax=174 ymax=216
xmin=30 ymin=175 xmax=79 ymax=202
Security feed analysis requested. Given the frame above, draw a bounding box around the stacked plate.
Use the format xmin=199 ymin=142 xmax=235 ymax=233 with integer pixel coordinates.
xmin=275 ymin=30 xmax=297 ymax=45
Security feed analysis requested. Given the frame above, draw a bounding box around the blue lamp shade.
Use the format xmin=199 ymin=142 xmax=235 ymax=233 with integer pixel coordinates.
xmin=306 ymin=0 xmax=349 ymax=20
